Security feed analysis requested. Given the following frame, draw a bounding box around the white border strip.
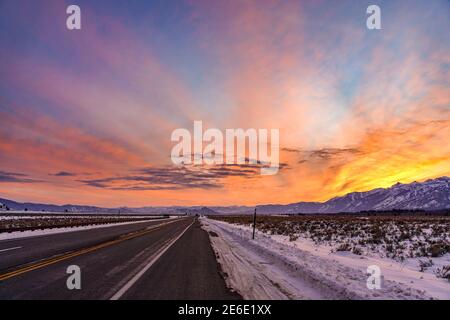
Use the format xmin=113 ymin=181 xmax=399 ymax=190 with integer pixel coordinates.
xmin=0 ymin=246 xmax=22 ymax=253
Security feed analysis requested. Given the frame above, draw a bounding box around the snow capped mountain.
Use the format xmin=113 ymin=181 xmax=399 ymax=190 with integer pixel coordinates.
xmin=1 ymin=177 xmax=449 ymax=215
xmin=257 ymin=177 xmax=450 ymax=214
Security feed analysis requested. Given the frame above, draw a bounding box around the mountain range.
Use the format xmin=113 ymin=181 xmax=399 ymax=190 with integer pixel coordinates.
xmin=256 ymin=176 xmax=450 ymax=214
xmin=1 ymin=176 xmax=449 ymax=214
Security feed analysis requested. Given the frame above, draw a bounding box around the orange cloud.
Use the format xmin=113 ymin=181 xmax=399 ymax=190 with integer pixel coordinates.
xmin=1 ymin=1 xmax=448 ymax=207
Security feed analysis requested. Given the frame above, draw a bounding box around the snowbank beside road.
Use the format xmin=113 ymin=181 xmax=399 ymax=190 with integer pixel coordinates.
xmin=201 ymin=218 xmax=443 ymax=300
xmin=0 ymin=218 xmax=176 ymax=241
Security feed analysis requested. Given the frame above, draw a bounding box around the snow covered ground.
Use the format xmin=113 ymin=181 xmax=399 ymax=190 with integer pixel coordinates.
xmin=0 ymin=217 xmax=176 ymax=241
xmin=201 ymin=217 xmax=449 ymax=300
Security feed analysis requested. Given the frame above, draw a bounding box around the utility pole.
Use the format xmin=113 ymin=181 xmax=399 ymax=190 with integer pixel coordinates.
xmin=252 ymin=207 xmax=256 ymax=240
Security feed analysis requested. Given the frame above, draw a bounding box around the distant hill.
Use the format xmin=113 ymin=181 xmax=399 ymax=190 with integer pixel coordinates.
xmin=0 ymin=198 xmax=109 ymax=213
xmin=0 ymin=198 xmax=178 ymax=214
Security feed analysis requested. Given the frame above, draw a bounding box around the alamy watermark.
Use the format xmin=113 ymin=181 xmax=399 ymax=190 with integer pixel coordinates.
xmin=366 ymin=265 xmax=383 ymax=290
xmin=171 ymin=121 xmax=280 ymax=175
xmin=66 ymin=265 xmax=81 ymax=290
xmin=366 ymin=5 xmax=381 ymax=30
xmin=66 ymin=4 xmax=380 ymax=31
xmin=66 ymin=5 xmax=81 ymax=30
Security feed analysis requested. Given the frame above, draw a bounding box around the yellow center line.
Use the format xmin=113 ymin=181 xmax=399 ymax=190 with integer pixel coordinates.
xmin=0 ymin=218 xmax=188 ymax=282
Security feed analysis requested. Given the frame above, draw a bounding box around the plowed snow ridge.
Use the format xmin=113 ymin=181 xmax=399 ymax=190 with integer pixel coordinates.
xmin=202 ymin=218 xmax=437 ymax=300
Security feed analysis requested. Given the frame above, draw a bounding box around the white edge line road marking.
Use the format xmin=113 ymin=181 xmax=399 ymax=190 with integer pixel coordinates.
xmin=110 ymin=219 xmax=195 ymax=300
xmin=0 ymin=246 xmax=22 ymax=253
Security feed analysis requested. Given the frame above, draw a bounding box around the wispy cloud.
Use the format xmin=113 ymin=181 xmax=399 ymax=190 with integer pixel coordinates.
xmin=296 ymin=148 xmax=362 ymax=161
xmin=78 ymin=163 xmax=289 ymax=191
xmin=0 ymin=171 xmax=42 ymax=183
xmin=51 ymin=171 xmax=76 ymax=177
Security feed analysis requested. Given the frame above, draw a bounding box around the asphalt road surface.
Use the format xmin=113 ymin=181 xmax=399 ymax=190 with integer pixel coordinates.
xmin=0 ymin=217 xmax=241 ymax=300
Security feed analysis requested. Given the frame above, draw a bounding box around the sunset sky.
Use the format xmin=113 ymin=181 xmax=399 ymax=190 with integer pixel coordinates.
xmin=0 ymin=0 xmax=449 ymax=207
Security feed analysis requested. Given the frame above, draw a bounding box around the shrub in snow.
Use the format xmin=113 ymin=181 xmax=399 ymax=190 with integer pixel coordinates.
xmin=429 ymin=243 xmax=448 ymax=257
xmin=418 ymin=258 xmax=433 ymax=272
xmin=336 ymin=243 xmax=351 ymax=252
xmin=434 ymin=265 xmax=450 ymax=281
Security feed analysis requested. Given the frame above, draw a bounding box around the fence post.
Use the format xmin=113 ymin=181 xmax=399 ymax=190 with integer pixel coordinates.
xmin=252 ymin=207 xmax=256 ymax=240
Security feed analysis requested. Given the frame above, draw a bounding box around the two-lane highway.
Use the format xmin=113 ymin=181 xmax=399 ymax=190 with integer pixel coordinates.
xmin=0 ymin=217 xmax=241 ymax=300
xmin=0 ymin=218 xmax=178 ymax=272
